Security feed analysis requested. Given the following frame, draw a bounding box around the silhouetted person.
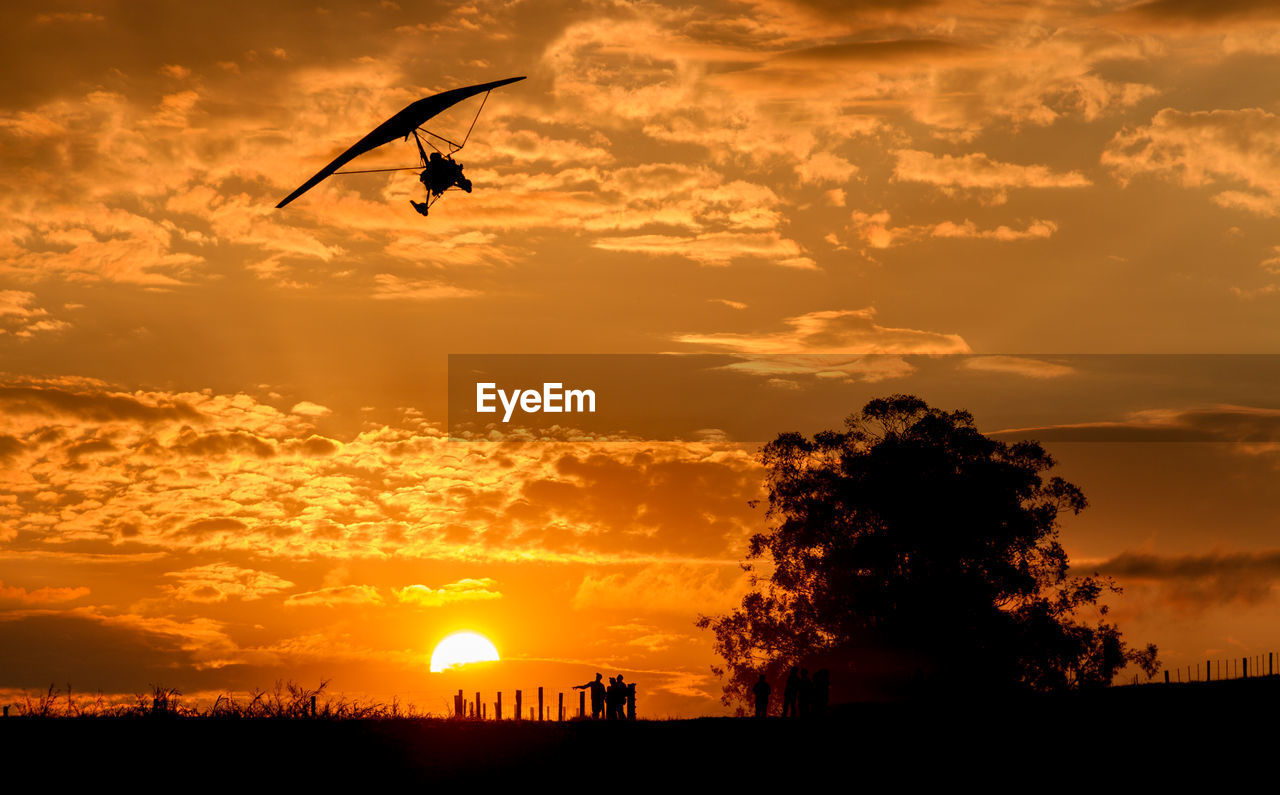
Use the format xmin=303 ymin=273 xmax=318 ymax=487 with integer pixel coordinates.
xmin=752 ymin=673 xmax=770 ymax=718
xmin=813 ymin=669 xmax=829 ymax=716
xmin=782 ymin=666 xmax=800 ymax=718
xmin=612 ymin=675 xmax=629 ymax=720
xmin=420 ymin=151 xmax=471 ymax=198
xmin=798 ymin=668 xmax=812 ymax=717
xmin=573 ymin=673 xmax=607 ymax=719
xmin=605 ymin=676 xmax=621 ymax=721
xmin=626 ymin=681 xmax=637 ymax=720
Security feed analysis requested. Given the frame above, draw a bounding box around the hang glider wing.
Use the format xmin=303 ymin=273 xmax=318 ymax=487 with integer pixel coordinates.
xmin=276 ymin=75 xmax=526 ymax=208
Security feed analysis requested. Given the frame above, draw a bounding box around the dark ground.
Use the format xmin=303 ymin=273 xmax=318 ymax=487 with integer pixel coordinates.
xmin=3 ymin=679 xmax=1277 ymax=786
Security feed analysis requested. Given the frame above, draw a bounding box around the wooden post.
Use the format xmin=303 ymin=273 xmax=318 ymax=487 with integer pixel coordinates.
xmin=538 ymin=686 xmax=544 ymax=721
xmin=497 ymin=691 xmax=503 ymax=721
xmin=1164 ymin=670 xmax=1169 ymax=684
xmin=558 ymin=692 xmax=564 ymax=721
xmin=475 ymin=691 xmax=481 ymax=720
xmin=456 ymin=689 xmax=464 ymax=718
xmin=1244 ymin=657 xmax=1249 ymax=679
xmin=2 ymin=706 xmax=7 ymax=718
xmin=515 ymin=690 xmax=522 ymax=721
xmin=1270 ymin=651 xmax=1274 ymax=676
xmin=579 ymin=690 xmax=585 ymax=717
xmin=1205 ymin=660 xmax=1210 ymax=682
xmin=310 ymin=695 xmax=317 ymax=717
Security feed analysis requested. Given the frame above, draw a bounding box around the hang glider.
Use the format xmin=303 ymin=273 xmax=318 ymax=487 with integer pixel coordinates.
xmin=275 ymin=75 xmax=526 ymax=213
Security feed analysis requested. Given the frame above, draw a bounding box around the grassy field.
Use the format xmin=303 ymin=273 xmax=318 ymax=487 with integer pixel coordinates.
xmin=3 ymin=678 xmax=1277 ymax=785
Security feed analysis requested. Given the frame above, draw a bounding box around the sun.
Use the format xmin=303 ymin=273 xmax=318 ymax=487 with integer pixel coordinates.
xmin=430 ymin=631 xmax=500 ymax=673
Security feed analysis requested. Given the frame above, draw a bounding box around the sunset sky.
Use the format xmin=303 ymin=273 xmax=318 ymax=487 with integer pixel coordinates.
xmin=4 ymin=0 xmax=1280 ymax=716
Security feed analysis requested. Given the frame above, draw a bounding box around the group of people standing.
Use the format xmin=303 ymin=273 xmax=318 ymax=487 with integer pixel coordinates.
xmin=753 ymin=667 xmax=830 ymax=719
xmin=573 ymin=672 xmax=636 ymax=720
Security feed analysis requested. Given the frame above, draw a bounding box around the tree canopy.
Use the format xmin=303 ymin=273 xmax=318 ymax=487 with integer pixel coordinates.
xmin=698 ymin=395 xmax=1158 ymax=707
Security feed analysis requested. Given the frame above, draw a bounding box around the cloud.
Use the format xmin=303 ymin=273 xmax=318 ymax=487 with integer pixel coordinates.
xmin=795 ymin=151 xmax=858 ymax=185
xmin=32 ymin=12 xmax=105 ymax=25
xmin=284 ymin=585 xmax=384 ymax=607
xmin=607 ymin=622 xmax=696 ymax=653
xmin=848 ymin=210 xmax=1058 ymax=248
xmin=893 ymin=149 xmax=1090 ymax=203
xmin=1095 ymin=548 xmax=1280 ymax=611
xmin=593 ymin=230 xmax=815 ymax=268
xmin=370 ymin=274 xmax=479 ymax=301
xmin=0 ymin=291 xmax=70 ymax=338
xmin=961 ymin=356 xmax=1076 ymax=379
xmin=1103 ymin=108 xmax=1280 ymax=216
xmin=0 ymin=376 xmax=765 ymax=563
xmin=991 ymin=404 xmax=1280 ymax=443
xmin=573 ymin=563 xmax=748 ymax=614
xmin=393 ymin=578 xmax=502 ymax=607
xmin=0 ymin=580 xmax=90 ymax=606
xmin=1124 ymin=0 xmax=1280 ymax=25
xmin=674 ymin=307 xmax=969 ymax=355
xmin=161 ymin=563 xmax=293 ymax=603
xmin=290 ymin=401 xmax=333 ymax=418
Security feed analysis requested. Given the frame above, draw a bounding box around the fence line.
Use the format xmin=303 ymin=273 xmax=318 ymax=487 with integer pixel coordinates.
xmin=1144 ymin=652 xmax=1276 ymax=686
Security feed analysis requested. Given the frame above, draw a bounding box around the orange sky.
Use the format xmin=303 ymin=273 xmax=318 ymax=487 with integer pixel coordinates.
xmin=4 ymin=0 xmax=1280 ymax=715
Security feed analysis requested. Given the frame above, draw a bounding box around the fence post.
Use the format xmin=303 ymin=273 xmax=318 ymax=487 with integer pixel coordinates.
xmin=310 ymin=695 xmax=317 ymax=717
xmin=558 ymin=692 xmax=564 ymax=721
xmin=579 ymin=690 xmax=585 ymax=717
xmin=475 ymin=692 xmax=481 ymax=720
xmin=497 ymin=691 xmax=503 ymax=720
xmin=1164 ymin=670 xmax=1169 ymax=684
xmin=1244 ymin=657 xmax=1249 ymax=679
xmin=1271 ymin=652 xmax=1274 ymax=676
xmin=538 ymin=687 xmax=544 ymax=721
xmin=515 ymin=690 xmax=522 ymax=721
xmin=2 ymin=706 xmax=7 ymax=718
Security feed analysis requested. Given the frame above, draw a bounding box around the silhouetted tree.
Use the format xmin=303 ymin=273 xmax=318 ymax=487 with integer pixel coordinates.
xmin=698 ymin=395 xmax=1159 ymax=707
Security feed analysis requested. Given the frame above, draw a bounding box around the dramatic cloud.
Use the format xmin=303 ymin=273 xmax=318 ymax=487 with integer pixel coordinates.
xmin=394 ymin=578 xmax=503 ymax=608
xmin=893 ymin=150 xmax=1090 ymax=203
xmin=161 ymin=563 xmax=294 ymax=604
xmin=848 ymin=210 xmax=1058 ymax=249
xmin=1096 ymin=549 xmax=1280 ymax=610
xmin=284 ymin=585 xmax=385 ymax=608
xmin=992 ymin=405 xmax=1280 ymax=443
xmin=0 ymin=376 xmax=763 ymax=563
xmin=0 ymin=580 xmax=90 ymax=606
xmin=0 ymin=291 xmax=70 ymax=337
xmin=573 ymin=564 xmax=749 ymax=614
xmin=961 ymin=356 xmax=1076 ymax=379
xmin=1104 ymin=108 xmax=1280 ymax=216
xmin=674 ymin=308 xmax=969 ymax=355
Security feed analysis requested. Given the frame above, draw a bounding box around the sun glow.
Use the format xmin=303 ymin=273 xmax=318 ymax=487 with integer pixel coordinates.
xmin=430 ymin=631 xmax=500 ymax=672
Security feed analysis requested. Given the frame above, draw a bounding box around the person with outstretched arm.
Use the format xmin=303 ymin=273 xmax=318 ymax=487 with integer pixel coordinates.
xmin=573 ymin=672 xmax=607 ymax=719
